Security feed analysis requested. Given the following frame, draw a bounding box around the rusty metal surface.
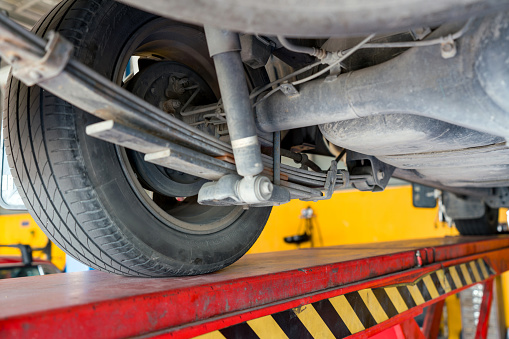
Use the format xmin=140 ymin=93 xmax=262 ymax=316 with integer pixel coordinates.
xmin=8 ymin=30 xmax=73 ymax=86
xmin=0 ymin=236 xmax=508 ymax=338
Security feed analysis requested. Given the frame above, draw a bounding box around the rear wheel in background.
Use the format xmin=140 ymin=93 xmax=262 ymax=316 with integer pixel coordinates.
xmin=454 ymin=206 xmax=499 ymax=235
xmin=5 ymin=0 xmax=271 ymax=277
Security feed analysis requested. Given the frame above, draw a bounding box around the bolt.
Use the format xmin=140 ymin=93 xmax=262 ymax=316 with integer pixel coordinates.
xmin=162 ymin=99 xmax=181 ymax=113
xmin=178 ymin=78 xmax=189 ymax=87
xmin=440 ymin=41 xmax=457 ymax=59
xmin=377 ymin=170 xmax=384 ymax=181
xmin=29 ymin=70 xmax=42 ymax=81
xmin=442 ymin=42 xmax=454 ymax=52
xmin=171 ymin=77 xmax=188 ymax=94
xmin=260 ymin=180 xmax=273 ymax=197
xmin=255 ymin=176 xmax=273 ymax=201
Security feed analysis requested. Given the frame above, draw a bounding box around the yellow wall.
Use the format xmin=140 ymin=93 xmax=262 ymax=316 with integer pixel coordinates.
xmin=0 ymin=213 xmax=66 ymax=270
xmin=249 ymin=185 xmax=458 ymax=253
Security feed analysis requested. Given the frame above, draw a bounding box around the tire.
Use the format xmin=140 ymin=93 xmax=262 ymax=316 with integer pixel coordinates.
xmin=454 ymin=207 xmax=499 ymax=235
xmin=4 ymin=0 xmax=271 ymax=276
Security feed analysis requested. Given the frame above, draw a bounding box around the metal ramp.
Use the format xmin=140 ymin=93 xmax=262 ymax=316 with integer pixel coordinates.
xmin=1 ymin=235 xmax=508 ymax=338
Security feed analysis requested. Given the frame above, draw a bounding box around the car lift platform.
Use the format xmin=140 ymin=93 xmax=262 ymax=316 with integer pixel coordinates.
xmin=1 ymin=235 xmax=508 ymax=339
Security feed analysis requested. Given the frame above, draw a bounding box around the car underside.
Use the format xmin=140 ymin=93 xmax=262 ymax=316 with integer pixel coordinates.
xmin=1 ymin=0 xmax=508 ymax=276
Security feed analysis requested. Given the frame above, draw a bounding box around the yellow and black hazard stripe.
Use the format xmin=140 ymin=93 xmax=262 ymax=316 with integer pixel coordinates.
xmin=195 ymin=258 xmax=494 ymax=339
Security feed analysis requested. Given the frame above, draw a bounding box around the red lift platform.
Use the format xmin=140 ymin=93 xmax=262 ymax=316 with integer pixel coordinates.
xmin=1 ymin=235 xmax=508 ymax=338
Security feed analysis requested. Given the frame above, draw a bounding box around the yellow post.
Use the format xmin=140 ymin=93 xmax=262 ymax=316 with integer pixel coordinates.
xmin=445 ymin=294 xmax=462 ymax=339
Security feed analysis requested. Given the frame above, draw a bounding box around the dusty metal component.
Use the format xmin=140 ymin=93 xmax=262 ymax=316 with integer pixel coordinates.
xmin=116 ymin=0 xmax=509 ymax=38
xmin=5 ymin=30 xmax=73 ymax=86
xmin=273 ymin=131 xmax=281 ymax=186
xmin=240 ymin=35 xmax=271 ymax=69
xmin=162 ymin=99 xmax=181 ymax=113
xmin=0 ymin=9 xmax=361 ymax=205
xmin=253 ymin=33 xmax=375 ymax=107
xmin=85 ymin=119 xmax=335 ymax=196
xmin=277 ymin=36 xmax=326 ymax=58
xmin=204 ymin=27 xmax=242 ymax=57
xmin=485 ymin=188 xmax=509 ymax=208
xmin=440 ymin=40 xmax=457 ymax=58
xmin=392 ymin=169 xmax=496 ymax=199
xmin=85 ymin=120 xmax=236 ymax=180
xmin=256 ymin=14 xmax=509 ymax=141
xmin=204 ymin=26 xmax=264 ymax=178
xmin=197 ymin=175 xmax=242 ymax=205
xmin=85 ymin=120 xmax=322 ymax=200
xmin=202 ymin=26 xmax=272 ymax=205
xmin=319 ymin=116 xmax=509 ymax=188
xmin=279 ymin=83 xmax=299 ymax=97
xmin=197 ymin=174 xmax=290 ymax=206
xmin=346 ymin=152 xmax=395 ymax=192
xmin=411 ymin=27 xmax=432 ymax=40
xmin=86 ymin=120 xmax=167 ymax=154
xmin=167 ymin=76 xmax=188 ymax=95
xmin=279 ymin=149 xmax=322 ymax=173
xmin=144 ymin=150 xmax=229 ymax=181
xmin=237 ymin=176 xmax=273 ymax=204
xmin=5 ymin=4 xmax=505 ymax=204
xmin=442 ymin=192 xmax=486 ymax=220
xmin=320 ymin=115 xmax=504 ymax=158
xmin=301 ymin=161 xmax=338 ymax=201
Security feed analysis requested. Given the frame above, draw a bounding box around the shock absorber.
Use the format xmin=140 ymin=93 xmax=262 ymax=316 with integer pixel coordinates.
xmin=204 ymin=26 xmax=273 ymax=204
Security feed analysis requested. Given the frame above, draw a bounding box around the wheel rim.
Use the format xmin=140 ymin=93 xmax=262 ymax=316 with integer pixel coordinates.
xmin=111 ymin=18 xmax=244 ymax=234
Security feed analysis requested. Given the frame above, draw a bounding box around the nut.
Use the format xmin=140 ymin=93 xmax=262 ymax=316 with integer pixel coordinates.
xmin=440 ymin=41 xmax=457 ymax=59
xmin=162 ymin=99 xmax=181 ymax=113
xmin=29 ymin=70 xmax=42 ymax=81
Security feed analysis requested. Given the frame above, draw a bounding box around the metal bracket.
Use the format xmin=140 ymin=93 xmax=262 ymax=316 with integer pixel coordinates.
xmin=280 ymin=83 xmax=299 ymax=97
xmin=301 ymin=160 xmax=338 ymax=201
xmin=485 ymin=187 xmax=509 ymax=208
xmin=346 ymin=151 xmax=395 ymax=192
xmin=338 ymin=169 xmax=349 ymax=189
xmin=10 ymin=31 xmax=74 ymax=86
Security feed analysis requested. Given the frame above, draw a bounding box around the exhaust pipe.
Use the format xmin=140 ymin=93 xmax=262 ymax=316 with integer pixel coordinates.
xmin=255 ymin=13 xmax=509 ymax=140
